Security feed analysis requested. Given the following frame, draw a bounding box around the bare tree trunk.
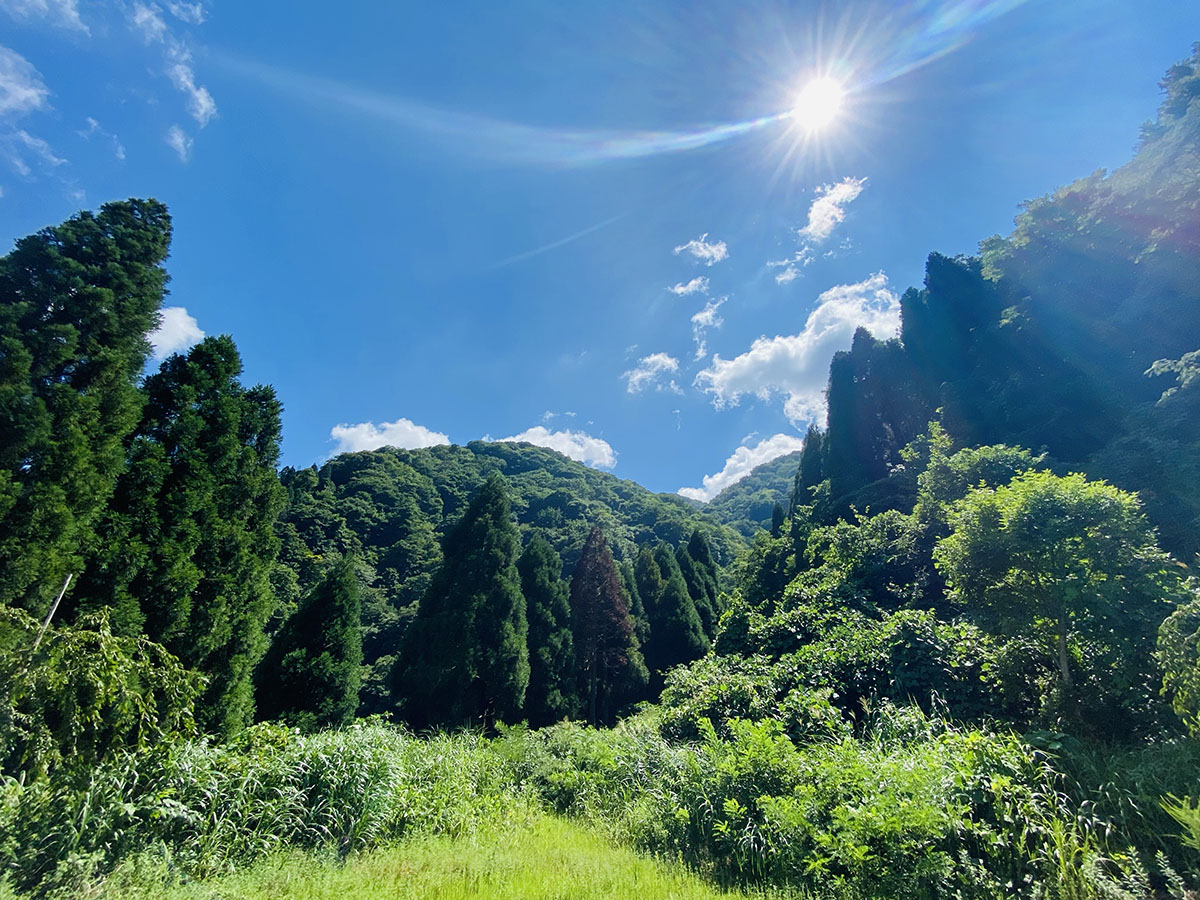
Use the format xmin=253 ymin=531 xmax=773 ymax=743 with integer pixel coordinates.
xmin=32 ymin=574 xmax=72 ymax=652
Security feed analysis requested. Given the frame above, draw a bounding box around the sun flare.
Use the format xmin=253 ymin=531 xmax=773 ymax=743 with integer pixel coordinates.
xmin=791 ymin=77 xmax=845 ymax=131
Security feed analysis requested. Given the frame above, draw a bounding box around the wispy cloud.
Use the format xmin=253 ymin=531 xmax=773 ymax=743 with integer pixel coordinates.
xmin=674 ymin=233 xmax=728 ymax=266
xmin=330 ymin=417 xmax=450 ymax=454
xmin=148 ymin=305 xmax=204 ymax=360
xmin=165 ymin=123 xmax=191 ymax=160
xmin=166 ymin=44 xmax=216 ymax=125
xmin=498 ymin=425 xmax=616 ymax=469
xmin=769 ymin=177 xmax=866 ymax=282
xmin=165 ymin=1 xmax=204 ymax=24
xmin=129 ymin=1 xmax=168 ymax=42
xmin=489 ymin=213 xmax=623 ymax=269
xmin=0 ymin=0 xmax=87 ymax=33
xmin=79 ymin=116 xmax=125 ymax=160
xmin=623 ymin=352 xmax=681 ymax=394
xmin=678 ymin=433 xmax=806 ymax=502
xmin=669 ymin=276 xmax=709 ymax=296
xmin=4 ymin=128 xmax=65 ymax=176
xmin=0 ymin=45 xmax=49 ymax=116
xmin=696 ymin=272 xmax=900 ymax=423
xmin=690 ymin=296 xmax=726 ymax=360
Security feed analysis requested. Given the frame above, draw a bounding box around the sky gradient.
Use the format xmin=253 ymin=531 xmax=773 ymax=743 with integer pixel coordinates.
xmin=2 ymin=1 xmax=1197 ymax=500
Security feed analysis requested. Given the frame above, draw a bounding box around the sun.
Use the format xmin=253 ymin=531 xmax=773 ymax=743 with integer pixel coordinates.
xmin=791 ymin=77 xmax=845 ymax=132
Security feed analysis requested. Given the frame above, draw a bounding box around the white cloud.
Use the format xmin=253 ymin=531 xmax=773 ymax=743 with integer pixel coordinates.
xmin=4 ymin=128 xmax=64 ymax=176
xmin=330 ymin=417 xmax=450 ymax=454
xmin=0 ymin=0 xmax=87 ymax=33
xmin=678 ymin=433 xmax=806 ymax=502
xmin=668 ymin=276 xmax=708 ymax=296
xmin=623 ymin=352 xmax=680 ymax=393
xmin=79 ymin=116 xmax=126 ymax=160
xmin=498 ymin=425 xmax=616 ymax=469
xmin=696 ymin=272 xmax=900 ymax=423
xmin=165 ymin=123 xmax=191 ymax=160
xmin=165 ymin=1 xmax=205 ymax=24
xmin=799 ymin=176 xmax=866 ymax=242
xmin=148 ymin=305 xmax=204 ymax=359
xmin=166 ymin=45 xmax=216 ymax=126
xmin=690 ymin=296 xmax=726 ymax=360
xmin=770 ymin=177 xmax=866 ymax=283
xmin=673 ymin=233 xmax=728 ymax=266
xmin=129 ymin=1 xmax=168 ymax=41
xmin=0 ymin=46 xmax=49 ymax=116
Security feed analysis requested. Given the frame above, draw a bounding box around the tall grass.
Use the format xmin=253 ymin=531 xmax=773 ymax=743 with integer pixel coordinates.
xmin=3 ymin=707 xmax=1198 ymax=899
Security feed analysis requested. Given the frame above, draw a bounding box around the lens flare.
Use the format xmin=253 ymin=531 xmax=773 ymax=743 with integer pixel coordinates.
xmin=791 ymin=77 xmax=845 ymax=132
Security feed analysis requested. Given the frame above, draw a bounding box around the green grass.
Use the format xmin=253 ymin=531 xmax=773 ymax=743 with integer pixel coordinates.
xmin=90 ymin=808 xmax=790 ymax=900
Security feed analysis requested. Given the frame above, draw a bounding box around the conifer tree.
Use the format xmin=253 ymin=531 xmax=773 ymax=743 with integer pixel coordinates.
xmin=642 ymin=543 xmax=708 ymax=683
xmin=792 ymin=424 xmax=825 ymax=511
xmin=770 ymin=502 xmax=786 ymax=537
xmin=618 ymin=558 xmax=650 ymax=648
xmin=677 ymin=529 xmax=721 ymax=636
xmin=72 ymin=336 xmax=283 ymax=735
xmin=398 ymin=474 xmax=528 ymax=730
xmin=255 ymin=556 xmax=363 ymax=731
xmin=518 ymin=535 xmax=576 ymax=726
xmin=570 ymin=527 xmax=647 ymax=725
xmin=0 ymin=200 xmax=171 ymax=616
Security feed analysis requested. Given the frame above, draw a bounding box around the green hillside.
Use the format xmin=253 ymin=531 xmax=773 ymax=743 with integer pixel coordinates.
xmin=700 ymin=450 xmax=804 ymax=538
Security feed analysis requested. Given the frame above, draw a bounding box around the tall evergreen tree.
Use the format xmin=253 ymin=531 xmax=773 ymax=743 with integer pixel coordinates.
xmin=618 ymin=557 xmax=650 ymax=649
xmin=678 ymin=529 xmax=721 ymax=636
xmin=570 ymin=527 xmax=647 ymax=726
xmin=72 ymin=336 xmax=283 ymax=735
xmin=643 ymin=543 xmax=708 ymax=683
xmin=518 ymin=535 xmax=576 ymax=726
xmin=791 ymin=424 xmax=824 ymax=512
xmin=770 ymin=502 xmax=786 ymax=537
xmin=255 ymin=556 xmax=363 ymax=732
xmin=398 ymin=474 xmax=528 ymax=730
xmin=0 ymin=200 xmax=171 ymax=616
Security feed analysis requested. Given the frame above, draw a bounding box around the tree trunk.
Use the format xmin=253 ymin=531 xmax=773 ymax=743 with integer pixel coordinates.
xmin=1057 ymin=624 xmax=1073 ymax=689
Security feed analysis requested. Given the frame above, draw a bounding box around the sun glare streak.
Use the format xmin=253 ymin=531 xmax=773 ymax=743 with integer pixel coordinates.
xmin=219 ymin=1 xmax=1028 ymax=168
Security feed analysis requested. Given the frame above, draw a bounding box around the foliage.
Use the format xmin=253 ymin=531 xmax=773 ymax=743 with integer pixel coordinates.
xmin=1158 ymin=580 xmax=1200 ymax=735
xmin=641 ymin=543 xmax=708 ymax=683
xmin=73 ymin=335 xmax=284 ymax=737
xmin=936 ymin=471 xmax=1186 ymax=735
xmin=0 ymin=200 xmax=171 ymax=616
xmin=399 ymin=474 xmax=528 ymax=730
xmin=700 ymin=450 xmax=804 ymax=539
xmin=0 ymin=607 xmax=201 ymax=781
xmin=518 ymin=535 xmax=577 ymax=726
xmin=255 ymin=557 xmax=364 ymax=732
xmin=570 ymin=527 xmax=647 ymax=726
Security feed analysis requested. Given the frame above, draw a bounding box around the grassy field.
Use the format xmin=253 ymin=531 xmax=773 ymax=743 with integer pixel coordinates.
xmin=78 ymin=808 xmax=788 ymax=900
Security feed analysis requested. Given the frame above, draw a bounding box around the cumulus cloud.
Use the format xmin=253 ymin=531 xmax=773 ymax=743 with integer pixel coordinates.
xmin=165 ymin=123 xmax=191 ymax=160
xmin=0 ymin=46 xmax=49 ymax=116
xmin=668 ymin=276 xmax=708 ymax=296
xmin=695 ymin=272 xmax=900 ymax=423
xmin=498 ymin=425 xmax=616 ymax=469
xmin=678 ymin=433 xmax=806 ymax=502
xmin=673 ymin=233 xmax=728 ymax=266
xmin=0 ymin=0 xmax=87 ymax=33
xmin=330 ymin=417 xmax=450 ymax=454
xmin=623 ymin=352 xmax=681 ymax=394
xmin=690 ymin=296 xmax=726 ymax=360
xmin=148 ymin=305 xmax=204 ymax=359
xmin=770 ymin=177 xmax=866 ymax=282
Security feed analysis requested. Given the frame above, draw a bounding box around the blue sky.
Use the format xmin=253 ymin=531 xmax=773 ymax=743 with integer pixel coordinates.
xmin=1 ymin=1 xmax=1197 ymax=500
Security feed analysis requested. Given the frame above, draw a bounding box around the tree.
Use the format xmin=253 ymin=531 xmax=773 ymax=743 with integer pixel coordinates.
xmin=398 ymin=474 xmax=528 ymax=730
xmin=255 ymin=557 xmax=363 ymax=731
xmin=1158 ymin=582 xmax=1200 ymax=736
xmin=569 ymin=527 xmax=647 ymax=725
xmin=934 ymin=470 xmax=1185 ymax=731
xmin=770 ymin=502 xmax=786 ymax=537
xmin=641 ymin=543 xmax=708 ymax=684
xmin=791 ymin=424 xmax=824 ymax=513
xmin=71 ymin=336 xmax=284 ymax=736
xmin=518 ymin=535 xmax=576 ymax=725
xmin=0 ymin=200 xmax=171 ymax=617
xmin=676 ymin=530 xmax=719 ymax=638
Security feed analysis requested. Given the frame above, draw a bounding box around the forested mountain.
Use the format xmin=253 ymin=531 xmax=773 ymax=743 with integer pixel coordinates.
xmin=789 ymin=45 xmax=1200 ymax=561
xmin=700 ymin=450 xmax=804 ymax=538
